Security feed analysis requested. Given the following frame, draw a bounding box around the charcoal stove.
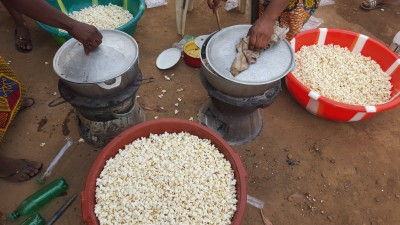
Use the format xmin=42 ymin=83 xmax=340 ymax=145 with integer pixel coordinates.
xmin=198 ymin=73 xmax=281 ymax=145
xmin=198 ymin=25 xmax=294 ymax=145
xmin=53 ymin=30 xmax=145 ymax=148
xmin=58 ymin=72 xmax=145 ymax=148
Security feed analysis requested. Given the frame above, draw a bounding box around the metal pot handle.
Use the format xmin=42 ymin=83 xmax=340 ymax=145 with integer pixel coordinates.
xmin=97 ymin=76 xmax=122 ymax=89
xmin=112 ymin=104 xmax=136 ymax=119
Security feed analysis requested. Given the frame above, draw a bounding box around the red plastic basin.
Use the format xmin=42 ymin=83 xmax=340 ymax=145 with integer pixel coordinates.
xmin=286 ymin=28 xmax=400 ymax=122
xmin=81 ymin=118 xmax=247 ymax=225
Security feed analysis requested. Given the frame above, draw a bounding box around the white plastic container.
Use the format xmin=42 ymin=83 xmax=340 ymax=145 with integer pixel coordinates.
xmin=389 ymin=31 xmax=400 ymax=55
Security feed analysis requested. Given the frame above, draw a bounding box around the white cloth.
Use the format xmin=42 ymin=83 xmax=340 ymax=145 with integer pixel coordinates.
xmin=230 ymin=24 xmax=289 ymax=76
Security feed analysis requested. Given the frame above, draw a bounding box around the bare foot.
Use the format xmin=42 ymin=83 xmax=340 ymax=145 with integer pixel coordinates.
xmin=0 ymin=157 xmax=42 ymax=182
xmin=15 ymin=25 xmax=32 ymax=53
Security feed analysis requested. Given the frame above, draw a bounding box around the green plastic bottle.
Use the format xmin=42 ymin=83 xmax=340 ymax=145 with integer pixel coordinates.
xmin=8 ymin=177 xmax=69 ymax=221
xmin=20 ymin=213 xmax=46 ymax=225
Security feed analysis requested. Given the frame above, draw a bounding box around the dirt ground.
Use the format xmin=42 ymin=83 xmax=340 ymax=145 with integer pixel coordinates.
xmin=1 ymin=0 xmax=400 ymax=224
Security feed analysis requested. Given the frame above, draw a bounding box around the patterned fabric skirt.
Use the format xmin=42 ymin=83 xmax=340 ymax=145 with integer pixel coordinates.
xmin=0 ymin=56 xmax=23 ymax=140
xmin=259 ymin=0 xmax=321 ymax=41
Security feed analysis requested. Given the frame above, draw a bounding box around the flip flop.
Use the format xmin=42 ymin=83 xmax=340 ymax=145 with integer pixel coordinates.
xmin=15 ymin=27 xmax=33 ymax=53
xmin=360 ymin=0 xmax=384 ymax=10
xmin=19 ymin=97 xmax=35 ymax=112
xmin=0 ymin=159 xmax=42 ymax=182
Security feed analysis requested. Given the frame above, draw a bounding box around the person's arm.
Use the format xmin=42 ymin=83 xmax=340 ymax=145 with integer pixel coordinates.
xmin=247 ymin=0 xmax=291 ymax=50
xmin=207 ymin=0 xmax=221 ymax=13
xmin=2 ymin=0 xmax=102 ymax=53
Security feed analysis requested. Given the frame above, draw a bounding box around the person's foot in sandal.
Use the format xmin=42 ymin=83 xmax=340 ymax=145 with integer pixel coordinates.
xmin=19 ymin=97 xmax=35 ymax=112
xmin=15 ymin=25 xmax=33 ymax=53
xmin=360 ymin=0 xmax=394 ymax=10
xmin=0 ymin=156 xmax=42 ymax=182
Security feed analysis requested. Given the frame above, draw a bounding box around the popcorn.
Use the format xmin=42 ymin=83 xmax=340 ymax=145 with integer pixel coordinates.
xmin=66 ymin=4 xmax=133 ymax=30
xmin=95 ymin=132 xmax=237 ymax=225
xmin=292 ymin=44 xmax=392 ymax=106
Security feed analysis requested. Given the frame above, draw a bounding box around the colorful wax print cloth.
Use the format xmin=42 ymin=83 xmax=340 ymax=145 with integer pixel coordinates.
xmin=259 ymin=0 xmax=321 ymax=41
xmin=0 ymin=56 xmax=23 ymax=140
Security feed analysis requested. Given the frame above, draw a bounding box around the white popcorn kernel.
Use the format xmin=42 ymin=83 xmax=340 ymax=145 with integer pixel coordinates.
xmin=61 ymin=4 xmax=133 ymax=31
xmin=292 ymin=44 xmax=392 ymax=106
xmin=164 ymin=75 xmax=171 ymax=81
xmin=175 ymin=103 xmax=179 ymax=107
xmin=174 ymin=109 xmax=179 ymax=115
xmin=39 ymin=143 xmax=46 ymax=147
xmin=95 ymin=132 xmax=238 ymax=224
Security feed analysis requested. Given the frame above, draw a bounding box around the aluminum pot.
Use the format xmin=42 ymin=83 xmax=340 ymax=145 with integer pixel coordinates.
xmin=200 ymin=33 xmax=278 ymax=97
xmin=53 ymin=30 xmax=140 ymax=97
xmin=201 ymin=25 xmax=295 ymax=97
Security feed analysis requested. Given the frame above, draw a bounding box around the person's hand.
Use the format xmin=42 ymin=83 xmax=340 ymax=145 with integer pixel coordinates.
xmin=67 ymin=21 xmax=103 ymax=54
xmin=247 ymin=17 xmax=275 ymax=51
xmin=207 ymin=0 xmax=220 ymax=13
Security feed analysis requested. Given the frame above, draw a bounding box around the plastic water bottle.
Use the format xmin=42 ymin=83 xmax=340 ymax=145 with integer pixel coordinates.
xmin=7 ymin=177 xmax=69 ymax=221
xmin=20 ymin=213 xmax=46 ymax=225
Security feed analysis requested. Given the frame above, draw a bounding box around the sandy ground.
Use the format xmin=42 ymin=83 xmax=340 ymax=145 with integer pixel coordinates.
xmin=0 ymin=0 xmax=400 ymax=224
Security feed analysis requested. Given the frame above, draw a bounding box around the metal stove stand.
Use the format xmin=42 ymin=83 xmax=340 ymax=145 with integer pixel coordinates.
xmin=198 ymin=73 xmax=281 ymax=145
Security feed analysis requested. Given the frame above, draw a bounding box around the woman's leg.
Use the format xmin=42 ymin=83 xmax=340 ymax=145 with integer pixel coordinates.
xmin=1 ymin=0 xmax=32 ymax=52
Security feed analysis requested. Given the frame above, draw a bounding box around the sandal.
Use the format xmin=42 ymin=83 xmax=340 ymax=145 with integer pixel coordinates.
xmin=0 ymin=159 xmax=42 ymax=182
xmin=19 ymin=97 xmax=35 ymax=112
xmin=15 ymin=27 xmax=33 ymax=53
xmin=360 ymin=0 xmax=385 ymax=10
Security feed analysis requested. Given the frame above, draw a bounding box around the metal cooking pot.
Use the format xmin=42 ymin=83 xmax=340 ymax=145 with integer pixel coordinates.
xmin=200 ymin=32 xmax=279 ymax=97
xmin=53 ymin=30 xmax=140 ymax=97
xmin=201 ymin=25 xmax=295 ymax=98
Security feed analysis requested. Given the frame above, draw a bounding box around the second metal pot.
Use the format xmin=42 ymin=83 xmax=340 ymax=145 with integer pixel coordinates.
xmin=200 ymin=32 xmax=279 ymax=97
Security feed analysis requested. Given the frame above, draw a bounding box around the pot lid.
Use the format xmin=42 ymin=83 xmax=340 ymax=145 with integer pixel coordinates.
xmin=53 ymin=29 xmax=138 ymax=84
xmin=206 ymin=24 xmax=295 ymax=85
